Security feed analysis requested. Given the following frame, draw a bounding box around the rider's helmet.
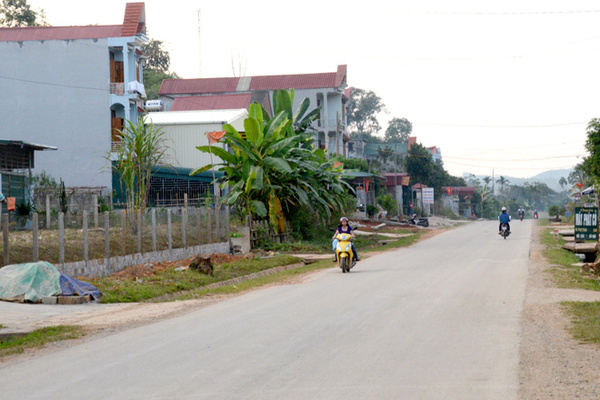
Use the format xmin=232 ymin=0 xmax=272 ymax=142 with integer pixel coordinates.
xmin=340 ymin=217 xmax=349 ymax=223
xmin=501 ymin=207 xmax=507 ymax=211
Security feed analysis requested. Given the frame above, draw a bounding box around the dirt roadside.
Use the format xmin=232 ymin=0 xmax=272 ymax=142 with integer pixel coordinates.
xmin=519 ymin=223 xmax=600 ymax=399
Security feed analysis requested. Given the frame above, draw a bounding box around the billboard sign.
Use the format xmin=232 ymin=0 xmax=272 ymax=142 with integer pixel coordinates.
xmin=422 ymin=188 xmax=434 ymax=205
xmin=575 ymin=207 xmax=598 ymax=240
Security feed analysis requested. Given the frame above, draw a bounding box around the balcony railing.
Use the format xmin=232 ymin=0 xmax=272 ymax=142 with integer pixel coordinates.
xmin=110 ymin=82 xmax=124 ymax=95
xmin=111 ymin=141 xmax=123 ymax=153
xmin=315 ymin=118 xmax=346 ymax=130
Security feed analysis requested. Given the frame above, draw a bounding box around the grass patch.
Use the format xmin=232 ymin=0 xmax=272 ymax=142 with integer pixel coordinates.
xmin=173 ymin=259 xmax=333 ymax=300
xmin=89 ymin=254 xmax=302 ymax=303
xmin=540 ymin=227 xmax=600 ymax=291
xmin=562 ymin=301 xmax=600 ymax=344
xmin=0 ymin=325 xmax=85 ymax=358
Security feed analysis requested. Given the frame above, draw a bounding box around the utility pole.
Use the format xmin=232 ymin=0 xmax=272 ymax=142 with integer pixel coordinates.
xmin=197 ymin=8 xmax=202 ymax=78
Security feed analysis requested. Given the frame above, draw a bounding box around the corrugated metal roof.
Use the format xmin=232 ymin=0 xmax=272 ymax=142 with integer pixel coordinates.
xmin=0 ymin=139 xmax=57 ymax=151
xmin=170 ymin=94 xmax=252 ymax=111
xmin=0 ymin=25 xmax=123 ymax=42
xmin=159 ymin=78 xmax=240 ymax=95
xmin=158 ymin=65 xmax=348 ymax=95
xmin=146 ymin=109 xmax=248 ymax=126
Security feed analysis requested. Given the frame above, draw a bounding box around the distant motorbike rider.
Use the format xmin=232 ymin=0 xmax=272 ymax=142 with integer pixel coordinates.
xmin=332 ymin=217 xmax=359 ymax=262
xmin=518 ymin=206 xmax=525 ymax=220
xmin=498 ymin=207 xmax=511 ymax=234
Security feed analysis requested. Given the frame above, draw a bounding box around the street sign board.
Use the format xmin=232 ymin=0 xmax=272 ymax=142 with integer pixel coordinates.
xmin=575 ymin=207 xmax=598 ymax=240
xmin=422 ymin=188 xmax=434 ymax=205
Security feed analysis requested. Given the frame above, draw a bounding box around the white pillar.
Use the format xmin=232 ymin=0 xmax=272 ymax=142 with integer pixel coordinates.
xmin=322 ymin=92 xmax=329 ymax=153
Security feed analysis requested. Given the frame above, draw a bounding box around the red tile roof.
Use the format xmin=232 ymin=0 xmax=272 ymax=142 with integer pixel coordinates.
xmin=159 ymin=77 xmax=240 ymax=95
xmin=0 ymin=25 xmax=123 ymax=41
xmin=0 ymin=2 xmax=145 ymax=42
xmin=170 ymin=94 xmax=252 ymax=111
xmin=159 ymin=65 xmax=348 ymax=95
xmin=249 ymin=72 xmax=337 ymax=90
xmin=121 ymin=2 xmax=145 ymax=37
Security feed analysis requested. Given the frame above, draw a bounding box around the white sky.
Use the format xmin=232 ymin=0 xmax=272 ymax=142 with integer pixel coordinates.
xmin=28 ymin=0 xmax=600 ymax=179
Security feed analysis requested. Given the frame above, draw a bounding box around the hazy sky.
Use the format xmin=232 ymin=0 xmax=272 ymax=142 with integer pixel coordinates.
xmin=28 ymin=0 xmax=600 ymax=179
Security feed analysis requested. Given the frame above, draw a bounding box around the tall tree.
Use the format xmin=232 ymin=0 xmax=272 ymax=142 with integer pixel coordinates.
xmin=0 ymin=0 xmax=47 ymax=27
xmin=482 ymin=176 xmax=492 ymax=189
xmin=384 ymin=117 xmax=412 ymax=143
xmin=496 ymin=175 xmax=509 ymax=193
xmin=583 ymin=118 xmax=600 ymax=186
xmin=141 ymin=38 xmax=180 ymax=99
xmin=347 ymin=88 xmax=385 ymax=140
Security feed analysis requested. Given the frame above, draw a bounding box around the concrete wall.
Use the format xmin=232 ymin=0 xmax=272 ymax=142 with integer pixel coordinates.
xmin=59 ymin=241 xmax=230 ymax=278
xmin=0 ymin=39 xmax=112 ymax=190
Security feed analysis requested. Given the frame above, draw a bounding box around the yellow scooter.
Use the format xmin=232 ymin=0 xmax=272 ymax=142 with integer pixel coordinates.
xmin=335 ymin=233 xmax=355 ymax=273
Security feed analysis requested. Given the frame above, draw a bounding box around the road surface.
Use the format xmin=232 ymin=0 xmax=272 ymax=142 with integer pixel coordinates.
xmin=0 ymin=220 xmax=531 ymax=399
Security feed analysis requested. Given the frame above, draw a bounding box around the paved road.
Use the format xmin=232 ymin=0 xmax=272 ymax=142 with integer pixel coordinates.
xmin=0 ymin=220 xmax=531 ymax=400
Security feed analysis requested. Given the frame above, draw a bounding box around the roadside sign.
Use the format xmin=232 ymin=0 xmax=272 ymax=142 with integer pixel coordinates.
xmin=575 ymin=207 xmax=598 ymax=240
xmin=422 ymin=188 xmax=434 ymax=205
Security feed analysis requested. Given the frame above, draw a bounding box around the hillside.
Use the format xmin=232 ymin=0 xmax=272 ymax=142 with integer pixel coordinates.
xmin=465 ymin=168 xmax=572 ymax=193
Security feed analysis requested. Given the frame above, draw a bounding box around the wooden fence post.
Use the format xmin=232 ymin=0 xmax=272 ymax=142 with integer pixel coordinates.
xmin=83 ymin=211 xmax=89 ymax=265
xmin=58 ymin=212 xmax=65 ymax=266
xmin=215 ymin=201 xmax=221 ymax=242
xmin=32 ymin=212 xmax=39 ymax=262
xmin=121 ymin=210 xmax=127 ymax=254
xmin=207 ymin=205 xmax=212 ymax=243
xmin=104 ymin=211 xmax=110 ymax=267
xmin=152 ymin=208 xmax=157 ymax=252
xmin=93 ymin=194 xmax=99 ymax=229
xmin=196 ymin=207 xmax=203 ymax=244
xmin=182 ymin=206 xmax=187 ymax=248
xmin=45 ymin=194 xmax=51 ymax=229
xmin=167 ymin=208 xmax=172 ymax=253
xmin=2 ymin=213 xmax=9 ymax=265
xmin=137 ymin=210 xmax=142 ymax=254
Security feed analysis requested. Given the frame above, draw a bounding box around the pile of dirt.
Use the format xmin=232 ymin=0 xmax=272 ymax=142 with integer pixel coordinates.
xmin=107 ymin=253 xmax=253 ymax=280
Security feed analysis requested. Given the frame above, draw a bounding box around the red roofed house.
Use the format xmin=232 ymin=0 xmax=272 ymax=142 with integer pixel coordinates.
xmin=158 ymin=65 xmax=350 ymax=157
xmin=0 ymin=2 xmax=149 ymax=194
xmin=442 ymin=186 xmax=477 ymax=217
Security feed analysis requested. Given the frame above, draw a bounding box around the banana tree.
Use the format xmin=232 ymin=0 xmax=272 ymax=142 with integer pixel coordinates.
xmin=193 ymin=89 xmax=351 ymax=232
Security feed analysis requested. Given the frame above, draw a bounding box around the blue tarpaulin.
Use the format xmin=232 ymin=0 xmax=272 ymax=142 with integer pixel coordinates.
xmin=59 ymin=274 xmax=102 ymax=301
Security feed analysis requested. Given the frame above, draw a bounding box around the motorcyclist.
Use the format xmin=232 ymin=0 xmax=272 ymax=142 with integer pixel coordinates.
xmin=332 ymin=217 xmax=359 ymax=262
xmin=518 ymin=206 xmax=525 ymax=220
xmin=533 ymin=209 xmax=538 ymax=219
xmin=498 ymin=207 xmax=511 ymax=234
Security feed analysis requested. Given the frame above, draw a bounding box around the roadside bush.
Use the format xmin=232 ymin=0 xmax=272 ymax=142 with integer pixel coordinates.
xmin=376 ymin=194 xmax=397 ymax=216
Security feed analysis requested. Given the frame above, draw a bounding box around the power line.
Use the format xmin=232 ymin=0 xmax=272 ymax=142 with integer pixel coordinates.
xmin=403 ymin=9 xmax=600 ymax=16
xmin=0 ymin=74 xmax=108 ymax=92
xmin=414 ymin=121 xmax=587 ymax=128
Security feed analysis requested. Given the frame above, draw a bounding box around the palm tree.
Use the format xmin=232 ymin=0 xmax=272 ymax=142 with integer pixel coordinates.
xmin=482 ymin=176 xmax=492 ymax=189
xmin=496 ymin=176 xmax=509 ymax=194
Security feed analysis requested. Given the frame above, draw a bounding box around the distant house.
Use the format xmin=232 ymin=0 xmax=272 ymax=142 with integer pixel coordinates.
xmin=0 ymin=2 xmax=148 ymax=193
xmin=442 ymin=186 xmax=476 ymax=217
xmin=157 ymin=65 xmax=350 ymax=157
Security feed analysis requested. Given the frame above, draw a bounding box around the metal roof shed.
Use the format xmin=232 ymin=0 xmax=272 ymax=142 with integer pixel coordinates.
xmin=146 ymin=109 xmax=247 ymax=170
xmin=0 ymin=139 xmax=57 ymax=206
